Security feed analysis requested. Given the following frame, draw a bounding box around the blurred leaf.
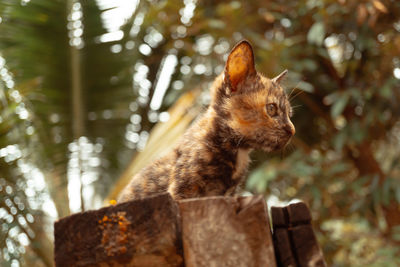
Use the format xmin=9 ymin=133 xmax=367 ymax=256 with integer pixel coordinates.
xmin=372 ymin=0 xmax=388 ymax=13
xmin=357 ymin=4 xmax=368 ymax=25
xmin=333 ymin=131 xmax=346 ymax=151
xmin=311 ymin=186 xmax=321 ymax=202
xmin=296 ymin=81 xmax=314 ymax=93
xmin=392 ymin=226 xmax=400 ymax=241
xmin=247 ymin=166 xmax=277 ymax=194
xmin=326 ymin=162 xmax=348 ymax=176
xmin=396 ymin=185 xmax=400 ymax=204
xmin=331 ymin=93 xmax=349 ymax=118
xmin=381 ymin=178 xmax=390 ymax=206
xmin=307 ymin=22 xmax=325 ymax=46
xmin=350 ymin=198 xmax=366 ymax=212
xmin=208 ymin=19 xmax=226 ymax=29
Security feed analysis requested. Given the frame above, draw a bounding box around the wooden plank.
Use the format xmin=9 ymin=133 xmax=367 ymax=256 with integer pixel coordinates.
xmin=271 ymin=202 xmax=326 ymax=267
xmin=178 ymin=195 xmax=277 ymax=267
xmin=273 ymin=228 xmax=297 ymax=267
xmin=54 ymin=193 xmax=183 ymax=267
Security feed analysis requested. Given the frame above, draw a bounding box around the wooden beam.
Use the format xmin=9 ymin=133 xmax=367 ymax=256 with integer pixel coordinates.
xmin=54 ymin=195 xmax=326 ymax=266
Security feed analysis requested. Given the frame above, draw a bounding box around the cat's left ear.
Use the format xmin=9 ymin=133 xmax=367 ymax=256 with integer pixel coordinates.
xmin=224 ymin=40 xmax=256 ymax=93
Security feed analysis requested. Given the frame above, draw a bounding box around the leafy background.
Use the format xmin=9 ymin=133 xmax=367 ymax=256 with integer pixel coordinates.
xmin=1 ymin=0 xmax=400 ymax=266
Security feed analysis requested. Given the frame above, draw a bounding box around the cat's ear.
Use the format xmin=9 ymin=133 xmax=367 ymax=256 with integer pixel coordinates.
xmin=224 ymin=40 xmax=256 ymax=93
xmin=272 ymin=69 xmax=288 ymax=84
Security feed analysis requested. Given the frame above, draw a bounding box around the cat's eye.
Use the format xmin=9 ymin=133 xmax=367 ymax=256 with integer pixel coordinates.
xmin=266 ymin=103 xmax=278 ymax=117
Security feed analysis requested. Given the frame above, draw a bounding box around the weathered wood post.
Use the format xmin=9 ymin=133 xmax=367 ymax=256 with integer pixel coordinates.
xmin=178 ymin=196 xmax=276 ymax=267
xmin=54 ymin=194 xmax=326 ymax=266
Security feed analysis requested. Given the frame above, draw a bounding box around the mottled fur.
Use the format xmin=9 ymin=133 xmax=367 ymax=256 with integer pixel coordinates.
xmin=118 ymin=40 xmax=295 ymax=202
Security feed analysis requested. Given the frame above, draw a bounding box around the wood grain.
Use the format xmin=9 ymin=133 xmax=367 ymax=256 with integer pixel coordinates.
xmin=54 ymin=193 xmax=182 ymax=267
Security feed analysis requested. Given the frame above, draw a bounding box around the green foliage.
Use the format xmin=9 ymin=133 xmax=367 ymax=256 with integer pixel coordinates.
xmin=1 ymin=0 xmax=400 ymax=266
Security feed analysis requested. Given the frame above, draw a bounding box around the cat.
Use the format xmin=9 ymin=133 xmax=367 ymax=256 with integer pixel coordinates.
xmin=118 ymin=40 xmax=295 ymax=202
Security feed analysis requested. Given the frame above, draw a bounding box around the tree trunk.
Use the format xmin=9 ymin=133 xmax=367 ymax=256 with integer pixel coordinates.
xmin=348 ymin=141 xmax=400 ymax=233
xmin=68 ymin=0 xmax=86 ymax=212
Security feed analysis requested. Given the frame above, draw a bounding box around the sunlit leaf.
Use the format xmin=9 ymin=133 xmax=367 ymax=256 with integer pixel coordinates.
xmin=372 ymin=0 xmax=388 ymax=13
xmin=307 ymin=22 xmax=325 ymax=46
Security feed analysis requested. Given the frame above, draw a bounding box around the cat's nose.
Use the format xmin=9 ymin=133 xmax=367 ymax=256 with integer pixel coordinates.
xmin=284 ymin=121 xmax=295 ymax=136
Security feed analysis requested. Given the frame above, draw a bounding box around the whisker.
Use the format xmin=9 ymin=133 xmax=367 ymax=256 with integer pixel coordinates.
xmin=291 ymin=104 xmax=303 ymax=110
xmin=280 ymin=141 xmax=294 ymax=158
xmin=288 ymin=87 xmax=297 ymax=99
xmin=287 ymin=81 xmax=302 ymax=99
xmin=288 ymin=143 xmax=295 ymax=152
xmin=282 ymin=142 xmax=295 ymax=155
xmin=289 ymin=89 xmax=304 ymax=102
xmin=237 ymin=136 xmax=244 ymax=147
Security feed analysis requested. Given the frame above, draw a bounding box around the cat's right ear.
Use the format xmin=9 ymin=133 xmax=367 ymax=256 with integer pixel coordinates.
xmin=224 ymin=40 xmax=256 ymax=93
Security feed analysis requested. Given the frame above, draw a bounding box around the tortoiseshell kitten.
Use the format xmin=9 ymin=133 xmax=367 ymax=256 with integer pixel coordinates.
xmin=118 ymin=40 xmax=295 ymax=202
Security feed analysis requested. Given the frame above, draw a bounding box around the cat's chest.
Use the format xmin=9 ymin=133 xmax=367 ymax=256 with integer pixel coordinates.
xmin=232 ymin=149 xmax=251 ymax=180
